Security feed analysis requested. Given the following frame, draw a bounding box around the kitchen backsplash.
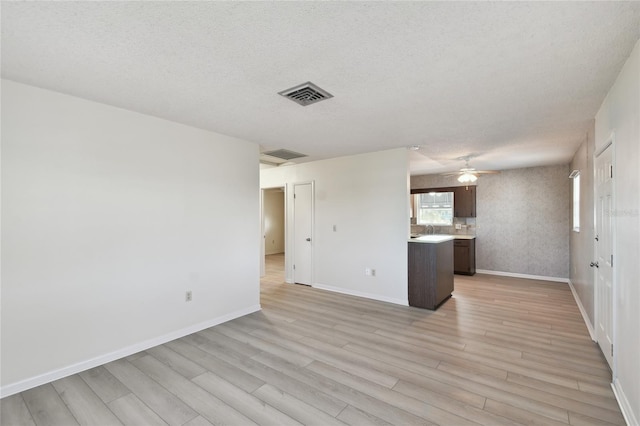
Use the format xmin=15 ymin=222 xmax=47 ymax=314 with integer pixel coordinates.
xmin=411 ymin=217 xmax=476 ymax=236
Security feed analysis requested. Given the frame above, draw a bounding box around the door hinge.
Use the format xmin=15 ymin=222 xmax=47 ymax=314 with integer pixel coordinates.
xmin=293 ymin=264 xmax=296 ymax=270
xmin=611 ymin=254 xmax=613 ymax=267
xmin=611 ymin=344 xmax=613 ymax=357
xmin=294 ymin=193 xmax=296 ymax=199
xmin=609 ymin=165 xmax=613 ymax=178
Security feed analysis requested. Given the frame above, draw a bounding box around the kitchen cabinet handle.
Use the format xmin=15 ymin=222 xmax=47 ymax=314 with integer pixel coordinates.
xmin=590 ymin=261 xmax=599 ymax=268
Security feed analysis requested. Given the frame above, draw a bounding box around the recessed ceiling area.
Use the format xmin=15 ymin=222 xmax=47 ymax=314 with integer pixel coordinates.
xmin=2 ymin=2 xmax=639 ymax=174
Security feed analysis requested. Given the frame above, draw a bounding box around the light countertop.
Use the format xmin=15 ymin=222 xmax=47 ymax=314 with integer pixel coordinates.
xmin=409 ymin=234 xmax=476 ymax=242
xmin=409 ymin=235 xmax=455 ymax=244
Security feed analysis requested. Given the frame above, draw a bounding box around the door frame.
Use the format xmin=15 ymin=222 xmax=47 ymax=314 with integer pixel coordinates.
xmin=260 ymin=185 xmax=288 ymax=277
xmin=291 ymin=181 xmax=315 ymax=285
xmin=593 ymin=133 xmax=616 ymax=374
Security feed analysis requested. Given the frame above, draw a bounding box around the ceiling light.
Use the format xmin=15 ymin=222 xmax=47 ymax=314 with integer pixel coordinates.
xmin=458 ymin=172 xmax=478 ymax=183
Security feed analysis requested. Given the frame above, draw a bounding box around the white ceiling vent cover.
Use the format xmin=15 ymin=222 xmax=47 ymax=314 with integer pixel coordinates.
xmin=278 ymin=82 xmax=333 ymax=106
xmin=262 ymin=149 xmax=308 ymax=161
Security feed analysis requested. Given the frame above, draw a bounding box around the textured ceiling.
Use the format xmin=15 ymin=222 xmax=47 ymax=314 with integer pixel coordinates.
xmin=2 ymin=2 xmax=639 ymax=174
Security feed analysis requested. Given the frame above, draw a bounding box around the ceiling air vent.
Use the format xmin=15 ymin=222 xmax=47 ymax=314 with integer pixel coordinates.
xmin=262 ymin=149 xmax=307 ymax=161
xmin=278 ymin=81 xmax=333 ymax=106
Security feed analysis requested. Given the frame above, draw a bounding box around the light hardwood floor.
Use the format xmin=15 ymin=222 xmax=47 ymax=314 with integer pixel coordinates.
xmin=2 ymin=253 xmax=624 ymax=425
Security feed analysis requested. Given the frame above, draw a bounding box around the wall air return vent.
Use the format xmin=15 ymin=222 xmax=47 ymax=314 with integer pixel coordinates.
xmin=278 ymin=81 xmax=333 ymax=106
xmin=262 ymin=149 xmax=308 ymax=161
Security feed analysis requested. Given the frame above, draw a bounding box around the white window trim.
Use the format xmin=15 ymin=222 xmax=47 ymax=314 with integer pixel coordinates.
xmin=414 ymin=192 xmax=454 ymax=226
xmin=572 ymin=172 xmax=580 ymax=232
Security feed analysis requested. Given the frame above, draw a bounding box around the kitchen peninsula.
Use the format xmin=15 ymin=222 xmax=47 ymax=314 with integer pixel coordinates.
xmin=408 ymin=235 xmax=454 ymax=310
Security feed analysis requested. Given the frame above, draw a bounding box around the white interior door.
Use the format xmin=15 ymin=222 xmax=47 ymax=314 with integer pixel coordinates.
xmin=595 ymin=143 xmax=614 ymax=369
xmin=293 ymin=183 xmax=313 ymax=285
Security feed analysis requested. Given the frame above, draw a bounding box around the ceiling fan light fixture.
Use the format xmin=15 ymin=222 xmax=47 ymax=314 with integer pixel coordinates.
xmin=458 ymin=172 xmax=478 ymax=183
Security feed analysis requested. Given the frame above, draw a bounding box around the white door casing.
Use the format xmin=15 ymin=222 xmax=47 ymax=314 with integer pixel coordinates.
xmin=260 ymin=189 xmax=265 ymax=277
xmin=261 ymin=186 xmax=288 ymax=277
xmin=293 ymin=182 xmax=313 ymax=285
xmin=594 ymin=141 xmax=614 ymax=369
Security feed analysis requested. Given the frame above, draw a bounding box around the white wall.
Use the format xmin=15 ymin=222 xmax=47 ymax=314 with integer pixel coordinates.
xmin=569 ymin=125 xmax=595 ymax=335
xmin=264 ymin=189 xmax=285 ymax=255
xmin=1 ymin=80 xmax=261 ymax=395
xmin=261 ymin=149 xmax=410 ymax=305
xmin=412 ymin=164 xmax=571 ymax=280
xmin=594 ymin=40 xmax=640 ymax=425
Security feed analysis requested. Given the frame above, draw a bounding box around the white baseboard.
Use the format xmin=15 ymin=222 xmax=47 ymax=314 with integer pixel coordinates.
xmin=567 ymin=279 xmax=596 ymax=341
xmin=612 ymin=378 xmax=638 ymax=426
xmin=312 ymin=283 xmax=408 ymax=306
xmin=476 ymin=269 xmax=569 ymax=283
xmin=0 ymin=304 xmax=261 ymax=398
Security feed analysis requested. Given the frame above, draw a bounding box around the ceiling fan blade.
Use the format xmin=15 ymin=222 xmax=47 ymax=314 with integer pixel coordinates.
xmin=440 ymin=170 xmax=500 ymax=177
xmin=436 ymin=156 xmax=501 ymax=177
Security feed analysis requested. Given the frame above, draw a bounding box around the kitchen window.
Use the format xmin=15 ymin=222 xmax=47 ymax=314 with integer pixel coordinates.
xmin=414 ymin=192 xmax=454 ymax=226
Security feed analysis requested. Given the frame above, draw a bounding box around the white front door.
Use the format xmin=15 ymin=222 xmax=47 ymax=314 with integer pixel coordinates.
xmin=293 ymin=183 xmax=313 ymax=285
xmin=595 ymin=143 xmax=614 ymax=369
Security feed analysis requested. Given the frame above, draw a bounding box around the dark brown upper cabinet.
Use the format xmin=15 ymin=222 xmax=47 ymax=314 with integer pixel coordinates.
xmin=454 ymin=186 xmax=476 ymax=217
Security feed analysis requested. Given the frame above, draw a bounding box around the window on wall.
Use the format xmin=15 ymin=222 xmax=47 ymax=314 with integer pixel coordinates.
xmin=414 ymin=192 xmax=454 ymax=226
xmin=572 ymin=172 xmax=580 ymax=232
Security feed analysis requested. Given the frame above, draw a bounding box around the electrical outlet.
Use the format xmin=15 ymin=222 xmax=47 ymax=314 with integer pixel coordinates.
xmin=455 ymin=224 xmax=462 ymax=230
xmin=185 ymin=291 xmax=192 ymax=302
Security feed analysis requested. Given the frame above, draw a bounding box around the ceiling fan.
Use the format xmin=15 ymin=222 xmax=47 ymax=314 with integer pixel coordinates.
xmin=441 ymin=158 xmax=500 ymax=183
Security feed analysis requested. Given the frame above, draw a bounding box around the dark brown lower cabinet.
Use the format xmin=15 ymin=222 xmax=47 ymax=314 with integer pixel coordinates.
xmin=408 ymin=240 xmax=454 ymax=310
xmin=454 ymin=238 xmax=476 ymax=275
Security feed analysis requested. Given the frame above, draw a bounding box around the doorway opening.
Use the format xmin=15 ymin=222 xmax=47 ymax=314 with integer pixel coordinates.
xmin=262 ymin=187 xmax=286 ymax=288
xmin=260 ymin=181 xmax=314 ymax=291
